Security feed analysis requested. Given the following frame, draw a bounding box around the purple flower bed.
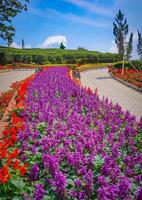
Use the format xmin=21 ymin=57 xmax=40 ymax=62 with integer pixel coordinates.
xmin=19 ymin=67 xmax=142 ymax=199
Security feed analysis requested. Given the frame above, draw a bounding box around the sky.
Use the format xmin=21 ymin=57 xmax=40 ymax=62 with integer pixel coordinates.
xmin=0 ymin=0 xmax=142 ymax=58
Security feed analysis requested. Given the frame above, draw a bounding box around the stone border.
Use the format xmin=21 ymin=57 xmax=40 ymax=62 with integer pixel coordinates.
xmin=109 ymin=72 xmax=142 ymax=92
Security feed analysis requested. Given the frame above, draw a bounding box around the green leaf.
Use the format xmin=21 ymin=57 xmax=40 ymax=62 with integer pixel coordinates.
xmin=10 ymin=179 xmax=25 ymax=190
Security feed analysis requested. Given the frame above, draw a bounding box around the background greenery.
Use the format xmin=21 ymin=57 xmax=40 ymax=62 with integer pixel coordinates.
xmin=112 ymin=60 xmax=142 ymax=70
xmin=0 ymin=46 xmax=119 ymax=65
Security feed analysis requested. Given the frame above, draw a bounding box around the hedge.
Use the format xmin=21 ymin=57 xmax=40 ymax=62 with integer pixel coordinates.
xmin=0 ymin=47 xmax=120 ymax=65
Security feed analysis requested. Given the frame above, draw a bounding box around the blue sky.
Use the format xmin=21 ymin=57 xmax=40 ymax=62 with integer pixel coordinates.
xmin=0 ymin=0 xmax=142 ymax=58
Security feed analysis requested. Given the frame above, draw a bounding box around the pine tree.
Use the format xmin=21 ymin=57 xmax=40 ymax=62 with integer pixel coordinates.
xmin=60 ymin=42 xmax=66 ymax=49
xmin=22 ymin=38 xmax=25 ymax=49
xmin=137 ymin=30 xmax=142 ymax=60
xmin=126 ymin=33 xmax=133 ymax=60
xmin=113 ymin=10 xmax=129 ymax=59
xmin=0 ymin=0 xmax=30 ymax=46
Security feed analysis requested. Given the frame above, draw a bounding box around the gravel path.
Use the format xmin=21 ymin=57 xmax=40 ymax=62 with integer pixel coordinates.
xmin=0 ymin=70 xmax=35 ymax=92
xmin=81 ymin=68 xmax=142 ymax=120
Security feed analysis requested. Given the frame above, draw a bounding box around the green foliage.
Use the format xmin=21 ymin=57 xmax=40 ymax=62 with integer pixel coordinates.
xmin=22 ymin=54 xmax=32 ymax=63
xmin=113 ymin=9 xmax=129 ymax=59
xmin=93 ymin=155 xmax=104 ymax=177
xmin=37 ymin=122 xmax=47 ymax=134
xmin=0 ymin=46 xmax=119 ymax=65
xmin=12 ymin=54 xmax=23 ymax=63
xmin=60 ymin=42 xmax=66 ymax=49
xmin=0 ymin=52 xmax=12 ymax=65
xmin=33 ymin=55 xmax=46 ymax=65
xmin=0 ymin=0 xmax=30 ymax=45
xmin=137 ymin=30 xmax=142 ymax=60
xmin=126 ymin=33 xmax=133 ymax=60
xmin=113 ymin=60 xmax=142 ymax=70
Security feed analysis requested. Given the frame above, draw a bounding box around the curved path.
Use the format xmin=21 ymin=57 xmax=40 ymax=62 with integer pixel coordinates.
xmin=0 ymin=70 xmax=35 ymax=92
xmin=81 ymin=68 xmax=142 ymax=120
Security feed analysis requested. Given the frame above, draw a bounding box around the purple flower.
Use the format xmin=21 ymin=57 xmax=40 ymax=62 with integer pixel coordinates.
xmin=118 ymin=177 xmax=131 ymax=198
xmin=137 ymin=187 xmax=142 ymax=200
xmin=17 ymin=67 xmax=141 ymax=199
xmin=75 ymin=179 xmax=82 ymax=187
xmin=29 ymin=163 xmax=39 ymax=181
xmin=54 ymin=172 xmax=66 ymax=197
xmin=33 ymin=184 xmax=45 ymax=200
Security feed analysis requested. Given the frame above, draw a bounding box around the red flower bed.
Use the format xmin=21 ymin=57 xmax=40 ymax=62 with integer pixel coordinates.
xmin=109 ymin=67 xmax=142 ymax=88
xmin=0 ymin=63 xmax=44 ymax=71
xmin=0 ymin=75 xmax=35 ymax=198
xmin=0 ymin=90 xmax=15 ymax=120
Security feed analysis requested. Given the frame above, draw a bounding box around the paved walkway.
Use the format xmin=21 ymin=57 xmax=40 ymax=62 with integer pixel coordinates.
xmin=81 ymin=68 xmax=142 ymax=120
xmin=0 ymin=70 xmax=35 ymax=92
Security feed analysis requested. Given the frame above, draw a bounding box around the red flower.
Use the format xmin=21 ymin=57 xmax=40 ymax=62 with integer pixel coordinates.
xmin=18 ymin=163 xmax=29 ymax=176
xmin=0 ymin=165 xmax=11 ymax=184
xmin=0 ymin=148 xmax=7 ymax=159
xmin=13 ymin=160 xmax=20 ymax=170
xmin=9 ymin=127 xmax=17 ymax=135
xmin=2 ymin=130 xmax=9 ymax=137
xmin=8 ymin=149 xmax=20 ymax=160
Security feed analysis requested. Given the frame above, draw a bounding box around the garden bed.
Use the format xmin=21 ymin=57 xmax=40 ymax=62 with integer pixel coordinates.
xmin=0 ymin=81 xmax=22 ymax=120
xmin=0 ymin=67 xmax=142 ymax=199
xmin=109 ymin=67 xmax=142 ymax=91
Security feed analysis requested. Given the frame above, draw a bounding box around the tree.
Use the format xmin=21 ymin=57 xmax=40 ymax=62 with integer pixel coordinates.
xmin=60 ymin=42 xmax=66 ymax=49
xmin=77 ymin=47 xmax=87 ymax=51
xmin=22 ymin=38 xmax=25 ymax=49
xmin=137 ymin=30 xmax=142 ymax=60
xmin=0 ymin=0 xmax=30 ymax=46
xmin=113 ymin=9 xmax=129 ymax=60
xmin=126 ymin=33 xmax=133 ymax=60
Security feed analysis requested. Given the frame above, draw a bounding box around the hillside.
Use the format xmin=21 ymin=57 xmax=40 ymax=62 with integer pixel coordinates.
xmin=0 ymin=46 xmax=119 ymax=65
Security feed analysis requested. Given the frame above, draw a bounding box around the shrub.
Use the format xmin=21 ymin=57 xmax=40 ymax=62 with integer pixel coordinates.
xmin=12 ymin=54 xmax=23 ymax=63
xmin=113 ymin=60 xmax=142 ymax=70
xmin=0 ymin=52 xmax=12 ymax=65
xmin=22 ymin=55 xmax=33 ymax=64
xmin=56 ymin=55 xmax=63 ymax=64
xmin=32 ymin=55 xmax=46 ymax=64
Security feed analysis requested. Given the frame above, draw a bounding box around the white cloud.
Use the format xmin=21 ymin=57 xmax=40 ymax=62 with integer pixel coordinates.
xmin=25 ymin=44 xmax=32 ymax=48
xmin=108 ymin=40 xmax=117 ymax=53
xmin=10 ymin=42 xmax=31 ymax=49
xmin=38 ymin=35 xmax=67 ymax=48
xmin=63 ymin=0 xmax=112 ymax=17
xmin=10 ymin=42 xmax=21 ymax=49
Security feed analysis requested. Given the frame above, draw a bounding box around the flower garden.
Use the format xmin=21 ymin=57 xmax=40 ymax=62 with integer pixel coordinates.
xmin=109 ymin=67 xmax=142 ymax=89
xmin=0 ymin=67 xmax=142 ymax=200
